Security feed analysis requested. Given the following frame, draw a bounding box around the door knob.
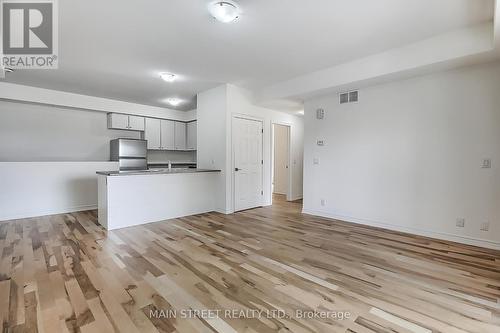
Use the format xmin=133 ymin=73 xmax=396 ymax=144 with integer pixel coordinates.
xmin=235 ymin=168 xmax=240 ymax=171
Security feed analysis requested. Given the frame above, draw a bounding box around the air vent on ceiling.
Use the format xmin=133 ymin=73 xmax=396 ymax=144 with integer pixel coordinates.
xmin=339 ymin=90 xmax=359 ymax=104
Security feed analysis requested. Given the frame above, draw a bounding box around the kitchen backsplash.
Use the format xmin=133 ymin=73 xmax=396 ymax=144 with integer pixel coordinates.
xmin=147 ymin=150 xmax=196 ymax=164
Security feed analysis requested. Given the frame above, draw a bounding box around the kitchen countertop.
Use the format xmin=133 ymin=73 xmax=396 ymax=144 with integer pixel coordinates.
xmin=96 ymin=168 xmax=221 ymax=176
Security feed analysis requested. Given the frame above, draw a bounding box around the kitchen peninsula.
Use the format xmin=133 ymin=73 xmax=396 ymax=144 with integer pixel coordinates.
xmin=96 ymin=168 xmax=220 ymax=230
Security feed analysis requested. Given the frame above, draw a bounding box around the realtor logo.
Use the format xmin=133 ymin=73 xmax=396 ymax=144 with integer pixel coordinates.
xmin=1 ymin=0 xmax=58 ymax=69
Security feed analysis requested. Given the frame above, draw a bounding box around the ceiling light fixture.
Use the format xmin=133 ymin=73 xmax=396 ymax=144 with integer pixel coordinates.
xmin=208 ymin=1 xmax=240 ymax=23
xmin=160 ymin=72 xmax=176 ymax=82
xmin=166 ymin=98 xmax=182 ymax=106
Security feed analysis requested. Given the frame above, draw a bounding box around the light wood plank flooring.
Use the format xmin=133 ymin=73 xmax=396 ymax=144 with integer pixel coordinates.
xmin=0 ymin=196 xmax=499 ymax=332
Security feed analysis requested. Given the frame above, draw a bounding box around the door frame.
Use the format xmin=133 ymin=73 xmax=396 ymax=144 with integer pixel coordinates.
xmin=231 ymin=114 xmax=264 ymax=213
xmin=271 ymin=122 xmax=292 ymax=203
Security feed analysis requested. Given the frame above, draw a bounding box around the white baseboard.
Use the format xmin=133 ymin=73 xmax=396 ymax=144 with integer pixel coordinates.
xmin=0 ymin=204 xmax=97 ymax=222
xmin=216 ymin=208 xmax=233 ymax=215
xmin=302 ymin=209 xmax=500 ymax=251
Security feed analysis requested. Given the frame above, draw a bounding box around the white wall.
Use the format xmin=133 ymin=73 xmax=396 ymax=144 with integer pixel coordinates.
xmin=197 ymin=85 xmax=230 ymax=213
xmin=0 ymin=83 xmax=197 ymax=220
xmin=0 ymin=162 xmax=118 ymax=221
xmin=0 ymin=82 xmax=196 ymax=121
xmin=196 ymin=84 xmax=304 ymax=214
xmin=0 ymin=100 xmax=141 ymax=161
xmin=303 ymin=61 xmax=500 ymax=249
xmin=227 ymin=85 xmax=304 ymax=206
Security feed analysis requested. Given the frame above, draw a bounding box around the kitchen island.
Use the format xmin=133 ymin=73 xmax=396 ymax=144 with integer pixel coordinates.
xmin=96 ymin=169 xmax=220 ymax=230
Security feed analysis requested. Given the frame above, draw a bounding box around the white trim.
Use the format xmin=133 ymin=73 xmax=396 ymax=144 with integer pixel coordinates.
xmin=302 ymin=209 xmax=500 ymax=251
xmin=271 ymin=122 xmax=293 ymax=203
xmin=232 ymin=113 xmax=264 ymax=122
xmin=0 ymin=205 xmax=97 ymax=222
xmin=216 ymin=208 xmax=233 ymax=215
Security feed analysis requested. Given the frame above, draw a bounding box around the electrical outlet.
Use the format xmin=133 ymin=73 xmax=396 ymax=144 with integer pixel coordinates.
xmin=480 ymin=222 xmax=490 ymax=231
xmin=482 ymin=159 xmax=491 ymax=169
xmin=320 ymin=199 xmax=326 ymax=206
xmin=456 ymin=218 xmax=465 ymax=228
xmin=313 ymin=158 xmax=320 ymax=165
xmin=317 ymin=140 xmax=325 ymax=146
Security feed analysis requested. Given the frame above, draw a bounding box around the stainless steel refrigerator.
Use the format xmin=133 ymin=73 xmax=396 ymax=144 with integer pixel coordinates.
xmin=110 ymin=138 xmax=148 ymax=171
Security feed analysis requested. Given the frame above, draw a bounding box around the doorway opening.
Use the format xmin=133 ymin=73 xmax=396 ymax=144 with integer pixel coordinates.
xmin=271 ymin=123 xmax=291 ymax=204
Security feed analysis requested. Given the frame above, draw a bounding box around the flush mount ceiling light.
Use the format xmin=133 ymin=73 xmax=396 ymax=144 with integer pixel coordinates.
xmin=160 ymin=72 xmax=176 ymax=82
xmin=166 ymin=98 xmax=182 ymax=106
xmin=208 ymin=1 xmax=240 ymax=23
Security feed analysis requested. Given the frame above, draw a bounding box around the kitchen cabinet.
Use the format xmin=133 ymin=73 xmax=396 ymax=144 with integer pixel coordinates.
xmin=142 ymin=118 xmax=196 ymax=151
xmin=187 ymin=121 xmax=197 ymax=150
xmin=174 ymin=122 xmax=187 ymax=150
xmin=108 ymin=113 xmax=145 ymax=131
xmin=144 ymin=118 xmax=161 ymax=149
xmin=128 ymin=115 xmax=145 ymax=131
xmin=161 ymin=120 xmax=175 ymax=150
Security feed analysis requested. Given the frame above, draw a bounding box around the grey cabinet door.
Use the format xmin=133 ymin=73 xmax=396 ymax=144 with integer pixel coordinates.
xmin=161 ymin=120 xmax=175 ymax=150
xmin=186 ymin=121 xmax=197 ymax=150
xmin=145 ymin=118 xmax=161 ymax=149
xmin=108 ymin=113 xmax=129 ymax=130
xmin=128 ymin=116 xmax=145 ymax=131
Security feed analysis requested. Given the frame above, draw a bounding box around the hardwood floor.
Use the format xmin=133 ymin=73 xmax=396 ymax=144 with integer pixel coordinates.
xmin=0 ymin=198 xmax=499 ymax=333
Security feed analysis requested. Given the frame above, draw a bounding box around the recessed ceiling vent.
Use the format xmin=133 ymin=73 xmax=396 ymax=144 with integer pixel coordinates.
xmin=339 ymin=90 xmax=359 ymax=104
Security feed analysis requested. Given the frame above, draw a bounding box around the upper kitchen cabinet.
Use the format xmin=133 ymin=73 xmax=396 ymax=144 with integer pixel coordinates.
xmin=187 ymin=121 xmax=197 ymax=150
xmin=144 ymin=118 xmax=161 ymax=150
xmin=108 ymin=113 xmax=145 ymax=131
xmin=140 ymin=117 xmax=197 ymax=151
xmin=174 ymin=122 xmax=187 ymax=150
xmin=128 ymin=115 xmax=145 ymax=131
xmin=161 ymin=120 xmax=175 ymax=150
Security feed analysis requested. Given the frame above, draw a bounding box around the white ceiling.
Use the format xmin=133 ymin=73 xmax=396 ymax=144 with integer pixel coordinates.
xmin=2 ymin=0 xmax=494 ymax=111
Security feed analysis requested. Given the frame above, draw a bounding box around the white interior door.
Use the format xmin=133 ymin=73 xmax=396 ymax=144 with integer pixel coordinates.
xmin=234 ymin=117 xmax=263 ymax=212
xmin=273 ymin=124 xmax=289 ymax=195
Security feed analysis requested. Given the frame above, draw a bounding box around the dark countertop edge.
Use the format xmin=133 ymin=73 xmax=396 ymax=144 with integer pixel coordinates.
xmin=96 ymin=169 xmax=221 ymax=176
